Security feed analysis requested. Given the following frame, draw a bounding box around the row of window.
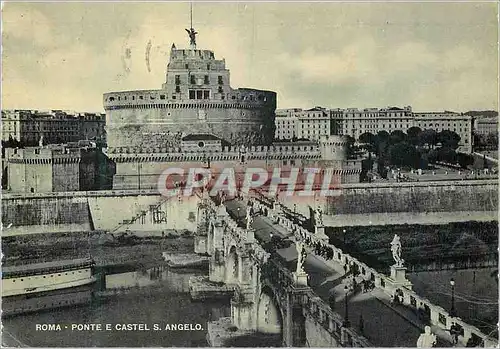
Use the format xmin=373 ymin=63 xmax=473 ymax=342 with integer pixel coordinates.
xmin=175 ymin=74 xmax=224 ymax=85
xmin=180 ymin=62 xmax=214 ymax=70
xmin=344 ymin=113 xmax=409 ymax=118
xmin=106 ymin=102 xmax=261 ymax=111
xmin=189 ymin=90 xmax=210 ymax=100
xmin=10 ymin=270 xmax=84 ymax=282
xmin=108 ymin=92 xmax=268 ymax=103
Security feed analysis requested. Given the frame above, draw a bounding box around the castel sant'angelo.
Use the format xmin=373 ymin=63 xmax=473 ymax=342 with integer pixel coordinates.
xmin=103 ymin=24 xmax=359 ymax=190
xmin=104 ymin=27 xmax=276 ymax=150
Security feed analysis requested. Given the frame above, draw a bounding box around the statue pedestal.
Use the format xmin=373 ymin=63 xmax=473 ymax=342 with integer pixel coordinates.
xmin=315 ymin=226 xmax=329 ymax=242
xmin=194 ymin=235 xmax=208 ymax=254
xmin=388 ymin=265 xmax=412 ymax=290
xmin=246 ymin=228 xmax=255 ymax=243
xmin=293 ymin=272 xmax=308 ymax=287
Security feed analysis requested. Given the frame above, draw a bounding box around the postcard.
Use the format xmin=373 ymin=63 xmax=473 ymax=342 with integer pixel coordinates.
xmin=1 ymin=2 xmax=498 ymax=347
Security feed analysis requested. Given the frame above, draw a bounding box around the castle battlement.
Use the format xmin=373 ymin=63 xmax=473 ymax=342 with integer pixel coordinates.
xmin=103 ymin=91 xmax=275 ymax=111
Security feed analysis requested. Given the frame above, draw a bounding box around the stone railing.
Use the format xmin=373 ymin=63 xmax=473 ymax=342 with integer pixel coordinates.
xmin=1 ymin=189 xmax=162 ymax=200
xmin=300 ymin=291 xmax=371 ymax=347
xmin=4 ymin=178 xmax=496 ymax=200
xmin=210 ymin=196 xmax=370 ymax=347
xmin=209 ymin=196 xmax=269 ymax=266
xmin=272 ymin=207 xmax=498 ymax=348
xmin=261 ymin=256 xmax=371 ymax=347
xmin=473 ymin=152 xmax=499 ymax=165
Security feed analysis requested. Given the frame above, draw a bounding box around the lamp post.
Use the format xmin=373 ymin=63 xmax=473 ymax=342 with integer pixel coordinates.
xmin=450 ymin=278 xmax=456 ymax=317
xmin=343 ymin=229 xmax=347 ymax=248
xmin=138 ymin=163 xmax=142 ymax=190
xmin=343 ymin=284 xmax=350 ymax=327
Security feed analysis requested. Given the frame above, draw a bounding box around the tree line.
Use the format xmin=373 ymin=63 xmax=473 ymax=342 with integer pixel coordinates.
xmin=350 ymin=128 xmax=475 ymax=180
xmin=473 ymin=133 xmax=498 ymax=151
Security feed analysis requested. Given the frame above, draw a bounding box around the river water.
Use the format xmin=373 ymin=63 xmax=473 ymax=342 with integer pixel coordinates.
xmin=2 ymin=266 xmax=231 ymax=347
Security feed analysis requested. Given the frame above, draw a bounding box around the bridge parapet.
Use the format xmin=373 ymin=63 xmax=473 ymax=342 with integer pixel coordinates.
xmin=262 ymin=255 xmax=372 ymax=347
xmin=201 ymin=195 xmax=373 ymax=347
xmin=299 ymin=291 xmax=371 ymax=347
xmin=271 ymin=201 xmax=498 ymax=348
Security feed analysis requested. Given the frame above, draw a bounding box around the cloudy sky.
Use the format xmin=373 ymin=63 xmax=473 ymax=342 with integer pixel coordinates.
xmin=2 ymin=2 xmax=498 ymax=113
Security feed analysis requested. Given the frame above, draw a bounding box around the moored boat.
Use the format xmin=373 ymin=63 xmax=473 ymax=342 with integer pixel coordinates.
xmin=2 ymin=258 xmax=97 ymax=316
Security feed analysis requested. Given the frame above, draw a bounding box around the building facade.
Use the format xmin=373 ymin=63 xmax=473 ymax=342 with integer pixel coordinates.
xmin=275 ymin=108 xmax=301 ymax=140
xmin=473 ymin=117 xmax=498 ymax=137
xmin=413 ymin=111 xmax=472 ymax=151
xmin=276 ymin=106 xmax=473 ymax=153
xmin=1 ymin=110 xmax=106 ymax=146
xmin=275 ymin=107 xmax=330 ymax=141
xmin=109 ymin=135 xmax=361 ymax=190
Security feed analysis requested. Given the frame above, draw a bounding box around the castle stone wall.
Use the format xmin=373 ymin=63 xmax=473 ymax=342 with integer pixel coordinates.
xmin=326 ymin=180 xmax=498 ymax=215
xmin=105 ymin=96 xmax=276 ymax=150
xmin=5 ymin=180 xmax=493 ymax=236
xmin=2 ymin=196 xmax=91 ymax=235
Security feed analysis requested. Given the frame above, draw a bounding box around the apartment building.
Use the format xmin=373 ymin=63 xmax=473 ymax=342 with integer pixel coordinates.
xmin=275 ymin=106 xmax=472 ymax=152
xmin=2 ymin=110 xmax=106 ymax=146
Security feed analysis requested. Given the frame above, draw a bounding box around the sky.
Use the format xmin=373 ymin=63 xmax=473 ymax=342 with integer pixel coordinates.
xmin=2 ymin=2 xmax=498 ymax=113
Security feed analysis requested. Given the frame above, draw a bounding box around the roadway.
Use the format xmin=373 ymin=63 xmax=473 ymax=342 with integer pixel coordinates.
xmin=224 ymin=198 xmax=454 ymax=347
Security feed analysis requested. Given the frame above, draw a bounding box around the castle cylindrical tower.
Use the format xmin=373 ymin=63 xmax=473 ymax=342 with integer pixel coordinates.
xmin=104 ymin=32 xmax=276 ymax=153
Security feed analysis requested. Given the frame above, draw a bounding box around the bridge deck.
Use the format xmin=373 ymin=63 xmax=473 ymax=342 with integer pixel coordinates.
xmin=224 ymin=198 xmax=455 ymax=347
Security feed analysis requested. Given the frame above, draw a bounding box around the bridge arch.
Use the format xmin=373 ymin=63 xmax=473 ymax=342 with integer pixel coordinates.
xmin=226 ymin=245 xmax=239 ymax=284
xmin=256 ymin=283 xmax=284 ymax=338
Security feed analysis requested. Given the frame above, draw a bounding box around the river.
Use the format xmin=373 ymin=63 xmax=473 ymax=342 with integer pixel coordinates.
xmin=2 ymin=266 xmax=231 ymax=347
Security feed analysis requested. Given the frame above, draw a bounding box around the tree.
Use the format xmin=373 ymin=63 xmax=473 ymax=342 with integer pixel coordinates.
xmin=418 ymin=129 xmax=438 ymax=149
xmin=407 ymin=127 xmax=422 ymax=145
xmin=388 ymin=142 xmax=420 ymax=168
xmin=358 ymin=132 xmax=377 ymax=154
xmin=359 ymin=132 xmax=375 ymax=145
xmin=438 ymin=130 xmax=461 ymax=149
xmin=377 ymin=130 xmax=390 ymax=141
xmin=427 ymin=149 xmax=439 ymax=164
xmin=486 ymin=133 xmax=498 ymax=150
xmin=377 ymin=159 xmax=388 ymax=179
xmin=390 ymin=130 xmax=407 ymax=145
xmin=457 ymin=152 xmax=474 ymax=169
xmin=361 ymin=157 xmax=374 ymax=172
xmin=473 ymin=133 xmax=485 ymax=150
xmin=437 ymin=147 xmax=457 ymax=164
xmin=344 ymin=135 xmax=356 ymax=159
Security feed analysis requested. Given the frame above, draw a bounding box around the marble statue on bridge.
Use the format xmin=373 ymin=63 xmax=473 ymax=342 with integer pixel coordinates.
xmin=245 ymin=201 xmax=254 ymax=230
xmin=246 ymin=204 xmax=252 ymax=219
xmin=314 ymin=207 xmax=324 ymax=226
xmin=295 ymin=241 xmax=307 ymax=274
xmin=417 ymin=326 xmax=437 ymax=347
xmin=391 ymin=234 xmax=404 ymax=267
xmin=218 ymin=191 xmax=227 ymax=205
xmin=246 ymin=215 xmax=254 ymax=230
xmin=272 ymin=192 xmax=279 ymax=211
